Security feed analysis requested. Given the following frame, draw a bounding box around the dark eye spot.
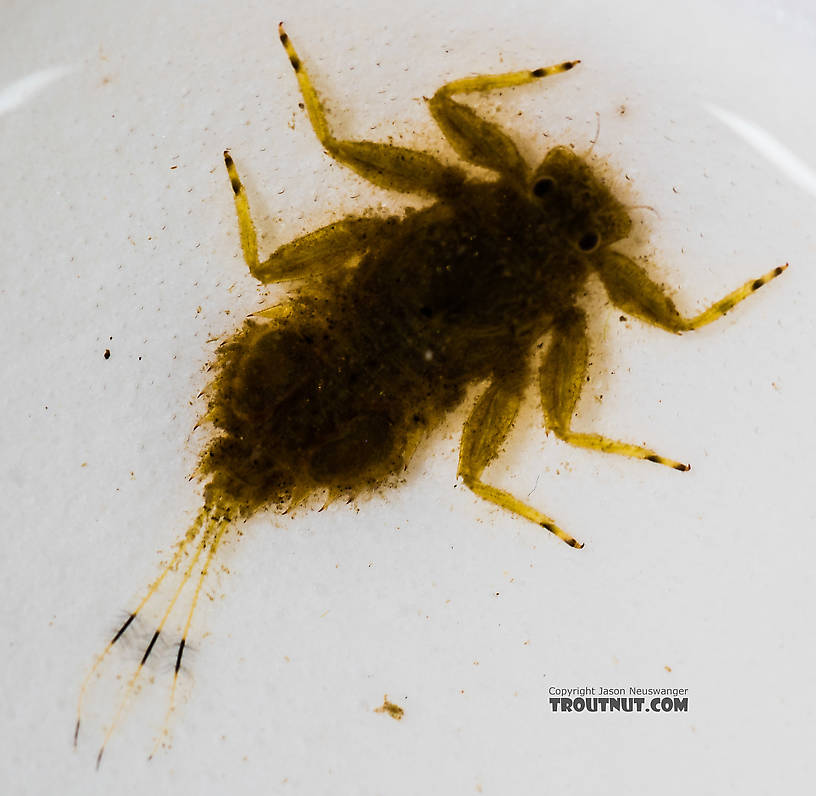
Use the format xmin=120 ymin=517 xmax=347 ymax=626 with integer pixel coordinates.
xmin=578 ymin=231 xmax=600 ymax=252
xmin=533 ymin=177 xmax=555 ymax=197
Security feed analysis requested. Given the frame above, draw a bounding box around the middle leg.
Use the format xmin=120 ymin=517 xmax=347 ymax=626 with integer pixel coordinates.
xmin=539 ymin=308 xmax=690 ymax=471
xmin=278 ymin=24 xmax=464 ymax=196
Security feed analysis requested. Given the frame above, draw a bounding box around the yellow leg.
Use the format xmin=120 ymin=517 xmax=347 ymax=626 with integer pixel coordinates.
xmin=458 ymin=374 xmax=583 ymax=549
xmin=540 ymin=308 xmax=690 ymax=470
xmin=278 ymin=23 xmax=463 ymax=195
xmin=595 ymin=251 xmax=788 ymax=333
xmin=224 ymin=151 xmax=390 ymax=283
xmin=429 ymin=58 xmax=579 ymax=181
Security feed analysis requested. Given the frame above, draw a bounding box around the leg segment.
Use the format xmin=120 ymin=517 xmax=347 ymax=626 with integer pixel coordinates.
xmin=225 ymin=151 xmax=391 ymax=283
xmin=540 ymin=308 xmax=689 ymax=470
xmin=278 ymin=24 xmax=463 ymax=196
xmin=429 ymin=59 xmax=579 ymax=183
xmin=595 ymin=250 xmax=788 ymax=333
xmin=458 ymin=374 xmax=583 ymax=548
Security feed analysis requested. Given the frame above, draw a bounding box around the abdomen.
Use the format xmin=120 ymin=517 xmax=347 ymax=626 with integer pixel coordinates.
xmin=199 ymin=302 xmax=441 ymax=515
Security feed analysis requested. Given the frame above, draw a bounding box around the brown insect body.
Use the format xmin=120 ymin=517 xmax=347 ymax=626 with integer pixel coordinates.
xmin=202 ymin=159 xmax=629 ymax=516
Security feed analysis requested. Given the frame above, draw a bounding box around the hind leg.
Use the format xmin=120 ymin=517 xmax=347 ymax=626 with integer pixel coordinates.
xmin=458 ymin=374 xmax=582 ymax=548
xmin=224 ymin=152 xmax=392 ymax=283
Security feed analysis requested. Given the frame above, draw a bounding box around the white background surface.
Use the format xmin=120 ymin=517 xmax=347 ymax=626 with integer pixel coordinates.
xmin=2 ymin=0 xmax=815 ymax=793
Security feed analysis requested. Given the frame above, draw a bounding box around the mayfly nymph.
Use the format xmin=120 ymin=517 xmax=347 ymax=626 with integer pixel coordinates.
xmin=76 ymin=23 xmax=787 ymax=764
